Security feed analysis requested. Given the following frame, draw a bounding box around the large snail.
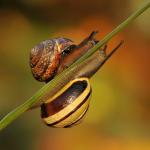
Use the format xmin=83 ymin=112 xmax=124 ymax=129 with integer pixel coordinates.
xmin=30 ymin=31 xmax=123 ymax=128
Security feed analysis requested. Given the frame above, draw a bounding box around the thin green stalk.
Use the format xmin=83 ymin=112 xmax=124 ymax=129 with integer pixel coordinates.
xmin=0 ymin=2 xmax=149 ymax=131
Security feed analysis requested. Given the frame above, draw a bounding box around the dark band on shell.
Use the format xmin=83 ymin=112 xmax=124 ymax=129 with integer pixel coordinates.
xmin=41 ymin=78 xmax=91 ymax=128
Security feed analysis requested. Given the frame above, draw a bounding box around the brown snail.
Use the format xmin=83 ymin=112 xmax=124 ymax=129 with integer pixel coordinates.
xmin=30 ymin=31 xmax=123 ymax=128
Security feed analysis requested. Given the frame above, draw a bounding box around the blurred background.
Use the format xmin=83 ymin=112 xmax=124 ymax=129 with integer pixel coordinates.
xmin=0 ymin=0 xmax=150 ymax=150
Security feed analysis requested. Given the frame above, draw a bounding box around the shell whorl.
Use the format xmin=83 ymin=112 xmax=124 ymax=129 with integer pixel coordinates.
xmin=30 ymin=38 xmax=74 ymax=82
xmin=41 ymin=78 xmax=91 ymax=128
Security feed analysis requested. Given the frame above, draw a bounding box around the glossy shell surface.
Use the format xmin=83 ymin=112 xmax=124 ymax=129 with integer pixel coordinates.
xmin=30 ymin=38 xmax=74 ymax=82
xmin=41 ymin=78 xmax=91 ymax=128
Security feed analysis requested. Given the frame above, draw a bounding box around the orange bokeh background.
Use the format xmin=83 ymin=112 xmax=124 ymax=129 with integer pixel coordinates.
xmin=0 ymin=0 xmax=150 ymax=150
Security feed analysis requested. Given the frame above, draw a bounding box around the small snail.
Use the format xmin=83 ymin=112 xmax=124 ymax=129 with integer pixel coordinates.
xmin=30 ymin=31 xmax=123 ymax=128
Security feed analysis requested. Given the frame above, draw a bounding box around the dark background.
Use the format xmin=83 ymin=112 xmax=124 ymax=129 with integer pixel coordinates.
xmin=0 ymin=0 xmax=150 ymax=150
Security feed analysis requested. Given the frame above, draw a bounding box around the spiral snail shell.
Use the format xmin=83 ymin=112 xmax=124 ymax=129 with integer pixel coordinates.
xmin=30 ymin=31 xmax=123 ymax=128
xmin=30 ymin=38 xmax=75 ymax=82
xmin=41 ymin=78 xmax=91 ymax=128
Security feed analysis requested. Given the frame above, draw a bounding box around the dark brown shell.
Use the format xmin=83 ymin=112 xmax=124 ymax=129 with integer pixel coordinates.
xmin=30 ymin=38 xmax=74 ymax=82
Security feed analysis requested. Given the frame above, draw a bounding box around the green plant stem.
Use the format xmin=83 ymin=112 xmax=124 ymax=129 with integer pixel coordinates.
xmin=0 ymin=2 xmax=149 ymax=131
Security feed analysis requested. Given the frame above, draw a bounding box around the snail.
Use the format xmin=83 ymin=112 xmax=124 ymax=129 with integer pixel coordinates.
xmin=30 ymin=31 xmax=123 ymax=128
xmin=30 ymin=31 xmax=98 ymax=82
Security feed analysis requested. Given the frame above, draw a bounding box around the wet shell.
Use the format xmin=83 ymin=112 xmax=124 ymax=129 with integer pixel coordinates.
xmin=30 ymin=38 xmax=74 ymax=82
xmin=41 ymin=78 xmax=91 ymax=128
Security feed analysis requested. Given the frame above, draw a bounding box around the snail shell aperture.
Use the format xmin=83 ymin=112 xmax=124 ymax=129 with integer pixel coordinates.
xmin=41 ymin=77 xmax=91 ymax=128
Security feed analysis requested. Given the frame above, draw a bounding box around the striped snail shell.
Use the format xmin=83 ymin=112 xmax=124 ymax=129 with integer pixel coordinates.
xmin=41 ymin=78 xmax=91 ymax=128
xmin=30 ymin=38 xmax=75 ymax=82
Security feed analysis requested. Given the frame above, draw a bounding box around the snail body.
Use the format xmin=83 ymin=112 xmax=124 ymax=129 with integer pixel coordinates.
xmin=30 ymin=31 xmax=123 ymax=128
